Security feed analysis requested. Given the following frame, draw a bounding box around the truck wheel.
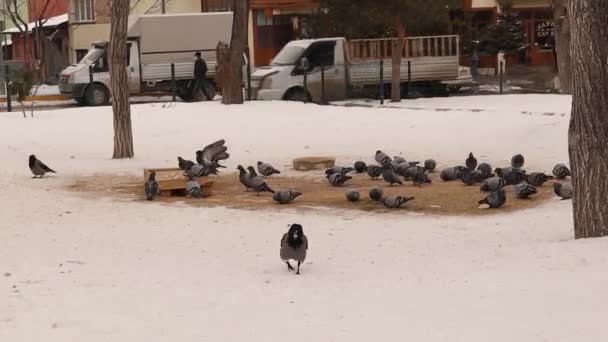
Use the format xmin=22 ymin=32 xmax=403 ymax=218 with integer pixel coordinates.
xmin=74 ymin=97 xmax=87 ymax=105
xmin=85 ymin=84 xmax=109 ymax=106
xmin=284 ymin=88 xmax=310 ymax=102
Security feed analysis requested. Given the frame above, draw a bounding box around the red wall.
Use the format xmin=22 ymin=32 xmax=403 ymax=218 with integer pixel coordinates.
xmin=28 ymin=0 xmax=69 ymax=21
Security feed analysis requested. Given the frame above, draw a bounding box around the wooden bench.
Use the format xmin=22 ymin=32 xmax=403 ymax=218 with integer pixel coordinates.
xmin=144 ymin=167 xmax=214 ymax=197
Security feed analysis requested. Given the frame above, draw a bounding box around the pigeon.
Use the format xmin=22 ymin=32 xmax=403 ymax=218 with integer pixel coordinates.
xmin=554 ymin=182 xmax=573 ymax=200
xmin=525 ymin=172 xmax=553 ymax=187
xmin=327 ymin=173 xmax=352 ymax=186
xmin=29 ymin=155 xmax=56 ymax=178
xmin=247 ymin=166 xmax=275 ymax=195
xmin=186 ymin=174 xmax=205 ymax=198
xmin=325 ymin=166 xmax=354 ymax=175
xmin=144 ymin=171 xmax=159 ymax=201
xmin=375 ymin=150 xmax=392 ymax=165
xmin=511 ymin=154 xmax=525 ymax=169
xmin=412 ymin=171 xmax=431 ymax=187
xmin=345 ymin=189 xmax=360 ymax=202
xmin=514 ymin=183 xmax=537 ymax=199
xmin=480 ymin=177 xmax=505 ymax=192
xmin=440 ymin=166 xmax=466 ymax=181
xmin=280 ymin=224 xmax=308 ymax=274
xmin=177 ymin=156 xmax=195 ymax=171
xmin=187 ymin=163 xmax=215 ymax=177
xmin=465 ymin=152 xmax=478 ymax=171
xmin=366 ymin=165 xmax=383 ymax=179
xmin=478 ymin=189 xmax=506 ymax=209
xmin=382 ymin=165 xmax=403 ymax=186
xmin=257 ymin=161 xmax=281 ymax=176
xmin=476 ymin=163 xmax=493 ymax=178
xmin=404 ymin=166 xmax=425 ymax=180
xmin=196 ymin=139 xmax=230 ymax=171
xmin=393 ymin=156 xmax=407 ymax=164
xmin=369 ymin=186 xmax=383 ymax=201
xmin=237 ymin=165 xmax=252 ymax=191
xmin=273 ymin=190 xmax=302 ymax=204
xmin=382 ymin=195 xmax=415 ymax=209
xmin=495 ymin=167 xmax=526 ymax=185
xmin=552 ymin=163 xmax=571 ymax=179
xmin=354 ymin=161 xmax=367 ymax=173
xmin=424 ymin=159 xmax=437 ymax=172
xmin=461 ymin=169 xmax=485 ymax=186
xmin=394 ymin=162 xmax=411 ymax=176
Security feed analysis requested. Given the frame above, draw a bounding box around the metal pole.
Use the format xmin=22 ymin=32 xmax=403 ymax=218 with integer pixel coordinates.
xmin=379 ymin=60 xmax=384 ymax=105
xmin=170 ymin=63 xmax=176 ymax=102
xmin=5 ymin=64 xmax=11 ymax=112
xmin=320 ymin=66 xmax=325 ymax=104
xmin=499 ymin=60 xmax=504 ymax=94
xmin=161 ymin=0 xmax=166 ymax=14
xmin=89 ymin=64 xmax=94 ymax=85
xmin=246 ymin=55 xmax=251 ymax=101
xmin=407 ymin=60 xmax=411 ymax=98
xmin=303 ymin=69 xmax=308 ymax=103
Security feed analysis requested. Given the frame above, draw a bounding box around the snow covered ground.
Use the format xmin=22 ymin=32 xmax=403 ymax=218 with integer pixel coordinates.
xmin=2 ymin=95 xmax=608 ymax=342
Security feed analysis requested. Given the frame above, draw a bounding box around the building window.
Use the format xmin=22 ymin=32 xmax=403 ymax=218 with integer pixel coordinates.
xmin=202 ymin=0 xmax=232 ymax=12
xmin=76 ymin=49 xmax=88 ymax=63
xmin=74 ymin=0 xmax=95 ymax=23
xmin=256 ymin=10 xmax=273 ymax=26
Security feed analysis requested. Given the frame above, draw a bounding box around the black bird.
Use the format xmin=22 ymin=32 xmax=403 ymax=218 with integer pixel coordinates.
xmin=178 ymin=156 xmax=195 ymax=171
xmin=465 ymin=152 xmax=478 ymax=171
xmin=366 ymin=165 xmax=383 ymax=179
xmin=144 ymin=171 xmax=159 ymax=201
xmin=514 ymin=183 xmax=537 ymax=199
xmin=354 ymin=161 xmax=367 ymax=173
xmin=369 ymin=186 xmax=383 ymax=201
xmin=552 ymin=163 xmax=571 ymax=179
xmin=525 ymin=172 xmax=553 ymax=187
xmin=478 ymin=189 xmax=506 ymax=209
xmin=29 ymin=155 xmax=56 ymax=178
xmin=280 ymin=224 xmax=308 ymax=274
xmin=511 ymin=154 xmax=525 ymax=169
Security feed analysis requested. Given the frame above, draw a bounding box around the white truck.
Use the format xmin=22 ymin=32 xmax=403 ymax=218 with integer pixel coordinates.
xmin=59 ymin=12 xmax=233 ymax=106
xmin=249 ymin=35 xmax=472 ymax=102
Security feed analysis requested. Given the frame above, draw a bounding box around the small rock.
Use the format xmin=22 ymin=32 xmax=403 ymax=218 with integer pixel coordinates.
xmin=51 ymin=323 xmax=58 ymax=329
xmin=3 ymin=273 xmax=10 ymax=277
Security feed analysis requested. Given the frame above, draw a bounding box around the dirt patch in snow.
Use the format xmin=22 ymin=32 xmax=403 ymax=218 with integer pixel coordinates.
xmin=65 ymin=171 xmax=558 ymax=216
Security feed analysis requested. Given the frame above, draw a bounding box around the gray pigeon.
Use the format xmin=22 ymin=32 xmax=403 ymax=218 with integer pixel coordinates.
xmin=196 ymin=140 xmax=230 ymax=174
xmin=366 ymin=165 xmax=383 ymax=179
xmin=480 ymin=177 xmax=505 ymax=192
xmin=369 ymin=186 xmax=383 ymax=201
xmin=247 ymin=166 xmax=275 ymax=195
xmin=354 ymin=161 xmax=367 ymax=173
xmin=237 ymin=165 xmax=252 ymax=191
xmin=511 ymin=154 xmax=525 ymax=169
xmin=178 ymin=156 xmax=195 ymax=171
xmin=273 ymin=190 xmax=302 ymax=204
xmin=187 ymin=163 xmax=215 ymax=177
xmin=394 ymin=162 xmax=411 ymax=176
xmin=465 ymin=152 xmax=477 ymax=171
xmin=514 ymin=183 xmax=537 ymax=199
xmin=29 ymin=155 xmax=56 ymax=178
xmin=477 ymin=163 xmax=492 ymax=176
xmin=144 ymin=171 xmax=159 ymax=201
xmin=412 ymin=171 xmax=431 ymax=187
xmin=404 ymin=166 xmax=425 ymax=180
xmin=440 ymin=166 xmax=466 ymax=181
xmin=382 ymin=165 xmax=403 ymax=186
xmin=393 ymin=156 xmax=407 ymax=164
xmin=375 ymin=150 xmax=392 ymax=165
xmin=525 ymin=172 xmax=553 ymax=187
xmin=186 ymin=175 xmax=205 ymax=198
xmin=495 ymin=167 xmax=526 ymax=185
xmin=327 ymin=173 xmax=352 ymax=186
xmin=552 ymin=163 xmax=571 ymax=179
xmin=459 ymin=169 xmax=475 ymax=186
xmin=554 ymin=182 xmax=573 ymax=200
xmin=325 ymin=166 xmax=354 ymax=175
xmin=478 ymin=189 xmax=506 ymax=208
xmin=257 ymin=161 xmax=281 ymax=176
xmin=382 ymin=195 xmax=415 ymax=208
xmin=424 ymin=159 xmax=437 ymax=172
xmin=345 ymin=189 xmax=360 ymax=202
xmin=280 ymin=224 xmax=308 ymax=274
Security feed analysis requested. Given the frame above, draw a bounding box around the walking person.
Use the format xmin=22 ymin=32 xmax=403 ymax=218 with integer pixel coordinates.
xmin=193 ymin=52 xmax=211 ymax=101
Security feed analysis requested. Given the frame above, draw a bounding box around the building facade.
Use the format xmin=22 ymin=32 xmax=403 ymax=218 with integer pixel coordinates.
xmin=462 ymin=0 xmax=554 ymax=67
xmin=68 ymin=0 xmax=202 ymax=63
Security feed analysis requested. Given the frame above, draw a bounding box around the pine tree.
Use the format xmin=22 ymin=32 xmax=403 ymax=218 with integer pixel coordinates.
xmin=483 ymin=0 xmax=525 ymax=55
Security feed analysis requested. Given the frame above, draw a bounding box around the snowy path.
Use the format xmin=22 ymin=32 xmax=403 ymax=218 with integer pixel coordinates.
xmin=2 ymin=95 xmax=607 ymax=342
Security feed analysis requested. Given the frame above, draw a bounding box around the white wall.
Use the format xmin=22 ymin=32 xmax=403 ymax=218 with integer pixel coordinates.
xmin=130 ymin=0 xmax=201 ymax=15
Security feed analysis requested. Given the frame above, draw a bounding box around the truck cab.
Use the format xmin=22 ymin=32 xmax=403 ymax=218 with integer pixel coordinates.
xmin=58 ymin=41 xmax=141 ymax=106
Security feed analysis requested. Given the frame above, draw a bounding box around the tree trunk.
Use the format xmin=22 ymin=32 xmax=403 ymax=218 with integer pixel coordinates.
xmin=552 ymin=0 xmax=572 ymax=94
xmin=391 ymin=15 xmax=404 ymax=103
xmin=221 ymin=0 xmax=249 ymax=105
xmin=109 ymin=0 xmax=134 ymax=158
xmin=568 ymin=0 xmax=608 ymax=238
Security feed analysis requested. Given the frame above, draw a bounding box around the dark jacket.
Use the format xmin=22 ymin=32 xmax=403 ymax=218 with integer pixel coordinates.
xmin=194 ymin=58 xmax=208 ymax=79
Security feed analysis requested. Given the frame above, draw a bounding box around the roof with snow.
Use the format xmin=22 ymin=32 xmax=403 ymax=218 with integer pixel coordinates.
xmin=2 ymin=13 xmax=68 ymax=34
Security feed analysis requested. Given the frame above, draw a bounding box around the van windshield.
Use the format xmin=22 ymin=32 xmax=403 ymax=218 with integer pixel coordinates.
xmin=79 ymin=47 xmax=105 ymax=65
xmin=271 ymin=45 xmax=306 ymax=66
